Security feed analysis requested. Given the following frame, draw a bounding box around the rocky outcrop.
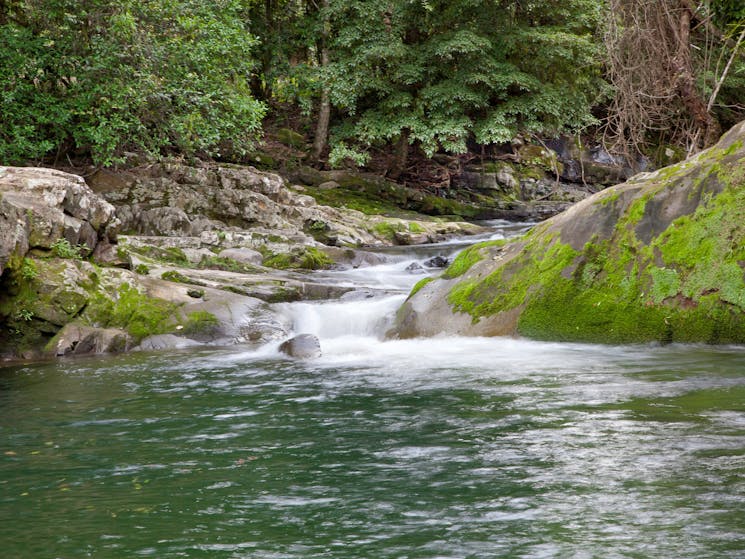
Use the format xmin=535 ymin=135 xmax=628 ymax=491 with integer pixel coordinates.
xmin=392 ymin=121 xmax=745 ymax=344
xmin=88 ymin=162 xmax=481 ymax=248
xmin=0 ymin=166 xmax=118 ymax=276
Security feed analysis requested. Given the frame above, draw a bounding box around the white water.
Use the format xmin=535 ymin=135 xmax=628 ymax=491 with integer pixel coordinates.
xmin=263 ymin=220 xmax=534 ymax=360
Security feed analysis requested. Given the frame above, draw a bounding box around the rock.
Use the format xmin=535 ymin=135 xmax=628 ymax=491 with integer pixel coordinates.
xmin=135 ymin=334 xmax=202 ymax=351
xmin=423 ymin=255 xmax=449 ymax=268
xmin=391 ymin=120 xmax=745 ymax=345
xmin=218 ymin=248 xmax=263 ymax=266
xmin=405 ymin=262 xmax=425 ymax=273
xmin=0 ymin=166 xmax=119 ymax=275
xmin=318 ymin=180 xmax=341 ymax=190
xmin=49 ymin=324 xmax=132 ymax=356
xmin=278 ymin=334 xmax=322 ymax=359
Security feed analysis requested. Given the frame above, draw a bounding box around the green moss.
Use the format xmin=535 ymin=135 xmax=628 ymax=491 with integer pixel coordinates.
xmin=448 ymin=235 xmax=578 ymax=321
xmin=161 ymin=270 xmax=191 ymax=283
xmin=408 ymin=277 xmax=435 ymax=299
xmin=84 ymin=283 xmax=179 ymax=342
xmin=649 ymin=267 xmax=681 ymax=304
xmin=197 ymin=256 xmax=261 ymax=273
xmin=408 ymin=222 xmax=425 ymax=233
xmin=182 ymin=311 xmax=220 ymax=336
xmin=277 ymin=128 xmax=306 ymax=149
xmin=442 ymin=241 xmax=499 ymax=279
xmin=128 ymin=245 xmax=189 ymax=266
xmin=134 ymin=264 xmax=150 ymax=275
xmin=263 ymin=247 xmax=333 ymax=270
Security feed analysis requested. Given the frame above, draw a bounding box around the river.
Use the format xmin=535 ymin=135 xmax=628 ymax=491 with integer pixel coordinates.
xmin=2 ymin=221 xmax=745 ymax=558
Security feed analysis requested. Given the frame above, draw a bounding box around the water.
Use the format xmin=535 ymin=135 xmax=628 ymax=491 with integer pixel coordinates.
xmin=2 ymin=221 xmax=745 ymax=558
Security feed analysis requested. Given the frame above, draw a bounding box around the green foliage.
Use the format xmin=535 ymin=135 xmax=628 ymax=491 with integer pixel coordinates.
xmin=323 ymin=0 xmax=606 ymax=159
xmin=20 ymin=258 xmax=38 ymax=281
xmin=0 ymin=0 xmax=265 ymax=165
xmin=51 ymin=239 xmax=83 ymax=260
xmin=133 ymin=263 xmax=150 ymax=275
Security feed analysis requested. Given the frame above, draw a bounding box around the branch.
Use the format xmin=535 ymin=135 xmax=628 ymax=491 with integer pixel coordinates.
xmin=707 ymin=25 xmax=745 ymax=113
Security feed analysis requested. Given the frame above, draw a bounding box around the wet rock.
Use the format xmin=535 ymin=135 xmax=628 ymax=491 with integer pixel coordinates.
xmin=50 ymin=324 xmax=132 ymax=356
xmin=423 ymin=256 xmax=449 ymax=268
xmin=135 ymin=334 xmax=202 ymax=351
xmin=405 ymin=262 xmax=425 ymax=273
xmin=279 ymin=334 xmax=322 ymax=359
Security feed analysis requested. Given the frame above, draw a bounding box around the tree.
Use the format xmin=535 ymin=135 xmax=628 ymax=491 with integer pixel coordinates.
xmin=0 ymin=0 xmax=266 ymax=166
xmin=604 ymin=0 xmax=745 ymax=159
xmin=319 ymin=0 xmax=606 ymax=172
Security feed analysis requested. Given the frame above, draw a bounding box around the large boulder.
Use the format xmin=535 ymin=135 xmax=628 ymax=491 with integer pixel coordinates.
xmin=0 ymin=166 xmax=118 ymax=275
xmin=392 ymin=121 xmax=745 ymax=344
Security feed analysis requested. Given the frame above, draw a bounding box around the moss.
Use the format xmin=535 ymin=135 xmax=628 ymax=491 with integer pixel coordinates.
xmin=84 ymin=283 xmax=179 ymax=342
xmin=262 ymin=247 xmax=333 ymax=270
xmin=442 ymin=246 xmax=483 ymax=279
xmin=182 ymin=311 xmax=220 ymax=336
xmin=309 ymin=186 xmax=407 ymax=216
xmin=197 ymin=256 xmax=261 ymax=273
xmin=277 ymin=128 xmax=306 ymax=149
xmin=128 ymin=245 xmax=189 ymax=266
xmin=371 ymin=221 xmax=403 ymax=240
xmin=448 ymin=235 xmax=578 ymax=321
xmin=408 ymin=222 xmax=424 ymax=233
xmin=160 ymin=271 xmax=185 ymax=283
xmin=134 ymin=263 xmax=150 ymax=275
xmin=408 ymin=277 xmax=435 ymax=299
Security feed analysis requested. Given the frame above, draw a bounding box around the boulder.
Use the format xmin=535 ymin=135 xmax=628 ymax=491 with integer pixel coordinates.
xmin=135 ymin=334 xmax=201 ymax=351
xmin=279 ymin=334 xmax=322 ymax=359
xmin=0 ymin=166 xmax=119 ymax=275
xmin=218 ymin=248 xmax=263 ymax=266
xmin=391 ymin=121 xmax=745 ymax=345
xmin=49 ymin=324 xmax=132 ymax=356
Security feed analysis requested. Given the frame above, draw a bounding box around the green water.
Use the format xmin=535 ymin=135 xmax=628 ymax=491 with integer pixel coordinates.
xmin=2 ymin=339 xmax=745 ymax=558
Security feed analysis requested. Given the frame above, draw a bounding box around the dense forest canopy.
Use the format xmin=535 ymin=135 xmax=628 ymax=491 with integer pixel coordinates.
xmin=1 ymin=0 xmax=743 ymax=169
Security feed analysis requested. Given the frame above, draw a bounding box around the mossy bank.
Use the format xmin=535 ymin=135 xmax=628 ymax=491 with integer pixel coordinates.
xmin=392 ymin=121 xmax=745 ymax=344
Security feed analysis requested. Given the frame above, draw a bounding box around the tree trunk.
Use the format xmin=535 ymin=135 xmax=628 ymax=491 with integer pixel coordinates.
xmin=389 ymin=130 xmax=409 ymax=181
xmin=311 ymin=0 xmax=330 ymax=165
xmin=673 ymin=5 xmax=719 ymax=148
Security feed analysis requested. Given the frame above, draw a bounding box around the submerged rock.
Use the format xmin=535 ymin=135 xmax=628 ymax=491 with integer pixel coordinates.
xmin=392 ymin=121 xmax=745 ymax=345
xmin=279 ymin=334 xmax=322 ymax=359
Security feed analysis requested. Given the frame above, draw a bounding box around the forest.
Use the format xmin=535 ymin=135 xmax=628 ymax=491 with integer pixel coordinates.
xmin=1 ymin=0 xmax=744 ymax=182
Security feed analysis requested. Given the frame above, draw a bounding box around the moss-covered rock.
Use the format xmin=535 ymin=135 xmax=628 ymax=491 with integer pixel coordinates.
xmin=392 ymin=121 xmax=745 ymax=344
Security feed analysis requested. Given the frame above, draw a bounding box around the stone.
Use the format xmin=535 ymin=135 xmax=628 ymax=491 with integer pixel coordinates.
xmin=50 ymin=324 xmax=132 ymax=356
xmin=135 ymin=334 xmax=202 ymax=351
xmin=391 ymin=120 xmax=745 ymax=345
xmin=278 ymin=334 xmax=322 ymax=359
xmin=405 ymin=262 xmax=425 ymax=273
xmin=318 ymin=180 xmax=341 ymax=190
xmin=0 ymin=166 xmax=119 ymax=275
xmin=218 ymin=248 xmax=263 ymax=266
xmin=423 ymin=255 xmax=449 ymax=268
